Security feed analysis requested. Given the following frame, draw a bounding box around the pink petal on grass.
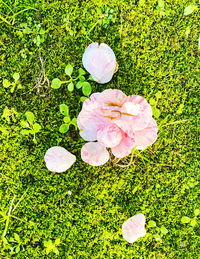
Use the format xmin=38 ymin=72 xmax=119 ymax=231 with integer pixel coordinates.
xmin=44 ymin=146 xmax=76 ymax=173
xmin=82 ymin=43 xmax=117 ymax=84
xmin=81 ymin=142 xmax=109 ymax=166
xmin=111 ymin=133 xmax=135 ymax=158
xmin=122 ymin=214 xmax=146 ymax=243
xmin=97 ymin=124 xmax=122 ymax=148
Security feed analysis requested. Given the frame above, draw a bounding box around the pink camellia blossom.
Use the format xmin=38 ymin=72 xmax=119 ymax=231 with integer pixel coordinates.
xmin=78 ymin=89 xmax=158 ymax=166
xmin=82 ymin=42 xmax=118 ymax=84
xmin=44 ymin=146 xmax=76 ymax=173
xmin=122 ymin=213 xmax=146 ymax=243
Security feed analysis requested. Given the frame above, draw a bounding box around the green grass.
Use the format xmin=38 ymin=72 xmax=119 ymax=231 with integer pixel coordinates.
xmin=0 ymin=0 xmax=199 ymax=257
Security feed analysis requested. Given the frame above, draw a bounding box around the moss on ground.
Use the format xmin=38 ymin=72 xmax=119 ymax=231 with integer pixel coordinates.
xmin=0 ymin=0 xmax=199 ymax=257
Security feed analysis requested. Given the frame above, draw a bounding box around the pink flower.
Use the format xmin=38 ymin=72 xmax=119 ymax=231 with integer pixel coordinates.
xmin=82 ymin=43 xmax=118 ymax=84
xmin=122 ymin=214 xmax=146 ymax=243
xmin=44 ymin=146 xmax=76 ymax=173
xmin=78 ymin=89 xmax=158 ymax=166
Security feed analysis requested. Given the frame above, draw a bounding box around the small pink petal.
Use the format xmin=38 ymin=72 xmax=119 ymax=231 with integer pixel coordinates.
xmin=82 ymin=43 xmax=117 ymax=84
xmin=134 ymin=118 xmax=158 ymax=150
xmin=111 ymin=134 xmax=135 ymax=158
xmin=97 ymin=124 xmax=122 ymax=148
xmin=44 ymin=146 xmax=76 ymax=173
xmin=81 ymin=142 xmax=109 ymax=166
xmin=122 ymin=214 xmax=146 ymax=243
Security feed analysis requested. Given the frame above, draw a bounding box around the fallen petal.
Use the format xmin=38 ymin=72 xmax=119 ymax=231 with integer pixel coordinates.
xmin=82 ymin=42 xmax=117 ymax=84
xmin=122 ymin=214 xmax=146 ymax=243
xmin=44 ymin=146 xmax=76 ymax=173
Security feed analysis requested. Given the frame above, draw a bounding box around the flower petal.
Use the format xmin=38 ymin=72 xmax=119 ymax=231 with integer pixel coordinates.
xmin=122 ymin=214 xmax=146 ymax=243
xmin=114 ymin=95 xmax=153 ymax=137
xmin=111 ymin=134 xmax=135 ymax=158
xmin=82 ymin=43 xmax=117 ymax=84
xmin=134 ymin=118 xmax=158 ymax=150
xmin=97 ymin=124 xmax=122 ymax=148
xmin=77 ymin=116 xmax=97 ymax=141
xmin=44 ymin=146 xmax=76 ymax=173
xmin=81 ymin=142 xmax=109 ymax=166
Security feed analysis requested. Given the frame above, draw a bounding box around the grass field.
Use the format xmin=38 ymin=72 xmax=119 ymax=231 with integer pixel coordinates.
xmin=0 ymin=0 xmax=199 ymax=257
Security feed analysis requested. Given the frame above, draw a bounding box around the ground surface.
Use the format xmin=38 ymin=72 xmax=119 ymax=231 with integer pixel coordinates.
xmin=0 ymin=0 xmax=199 ymax=258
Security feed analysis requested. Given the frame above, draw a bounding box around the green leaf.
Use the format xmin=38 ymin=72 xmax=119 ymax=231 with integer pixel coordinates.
xmin=154 ymin=234 xmax=161 ymax=241
xmin=46 ymin=246 xmax=52 ymax=254
xmin=2 ymin=107 xmax=11 ymax=121
xmin=20 ymin=120 xmax=30 ymax=128
xmin=51 ymin=78 xmax=62 ymax=89
xmin=25 ymin=111 xmax=35 ymax=125
xmin=79 ymin=68 xmax=86 ymax=76
xmin=15 ymin=246 xmax=20 ymax=253
xmin=82 ymin=82 xmax=91 ymax=96
xmin=43 ymin=241 xmax=48 ymax=247
xmin=148 ymin=220 xmax=156 ymax=227
xmin=139 ymin=0 xmax=145 ymax=5
xmin=32 ymin=123 xmax=41 ymax=133
xmin=59 ymin=124 xmax=69 ymax=133
xmin=190 ymin=219 xmax=197 ymax=227
xmin=88 ymin=75 xmax=94 ymax=81
xmin=55 ymin=238 xmax=60 ymax=246
xmin=53 ymin=248 xmax=59 ymax=254
xmin=71 ymin=118 xmax=77 ymax=128
xmin=80 ymin=96 xmax=87 ymax=102
xmin=158 ymin=0 xmax=164 ymax=9
xmin=63 ymin=116 xmax=71 ymax=123
xmin=65 ymin=64 xmax=73 ymax=76
xmin=153 ymin=107 xmax=161 ymax=118
xmin=79 ymin=75 xmax=85 ymax=82
xmin=156 ymin=91 xmax=162 ymax=99
xmin=67 ymin=82 xmax=74 ymax=92
xmin=23 ymin=26 xmax=31 ymax=34
xmin=10 ymin=83 xmax=16 ymax=93
xmin=181 ymin=216 xmax=190 ymax=224
xmin=3 ymin=79 xmax=11 ymax=88
xmin=13 ymin=73 xmax=20 ymax=82
xmin=76 ymin=81 xmax=83 ymax=89
xmin=60 ymin=104 xmax=69 ymax=116
xmin=17 ymin=83 xmax=23 ymax=89
xmin=185 ymin=26 xmax=191 ymax=38
xmin=149 ymin=98 xmax=156 ymax=106
xmin=177 ymin=104 xmax=184 ymax=114
xmin=40 ymin=28 xmax=45 ymax=35
xmin=14 ymin=233 xmax=20 ymax=243
xmin=21 ymin=129 xmax=31 ymax=135
xmin=194 ymin=209 xmax=200 ymax=216
xmin=160 ymin=226 xmax=168 ymax=235
xmin=184 ymin=5 xmax=197 ymax=16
